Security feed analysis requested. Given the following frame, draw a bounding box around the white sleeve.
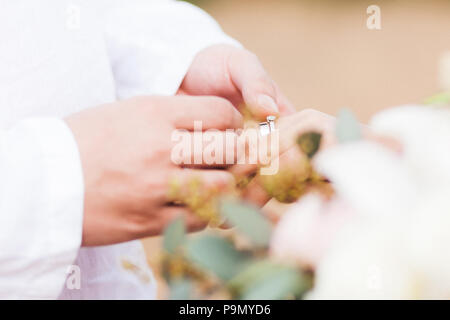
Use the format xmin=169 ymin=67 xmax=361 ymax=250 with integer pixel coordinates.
xmin=0 ymin=118 xmax=84 ymax=299
xmin=103 ymin=0 xmax=242 ymax=99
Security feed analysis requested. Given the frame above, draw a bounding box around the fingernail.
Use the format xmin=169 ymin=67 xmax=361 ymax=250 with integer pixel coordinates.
xmin=257 ymin=94 xmax=279 ymax=113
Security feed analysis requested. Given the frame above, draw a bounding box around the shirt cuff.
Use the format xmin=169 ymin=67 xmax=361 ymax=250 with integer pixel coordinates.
xmin=0 ymin=118 xmax=84 ymax=298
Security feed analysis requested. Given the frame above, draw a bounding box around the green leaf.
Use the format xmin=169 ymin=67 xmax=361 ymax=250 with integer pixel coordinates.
xmin=228 ymin=260 xmax=280 ymax=290
xmin=241 ymin=268 xmax=304 ymax=300
xmin=185 ymin=234 xmax=248 ymax=281
xmin=169 ymin=279 xmax=192 ymax=300
xmin=220 ymin=200 xmax=272 ymax=248
xmin=335 ymin=108 xmax=361 ymax=143
xmin=296 ymin=131 xmax=322 ymax=158
xmin=424 ymin=91 xmax=450 ymax=105
xmin=163 ymin=217 xmax=186 ymax=254
xmin=229 ymin=260 xmax=307 ymax=300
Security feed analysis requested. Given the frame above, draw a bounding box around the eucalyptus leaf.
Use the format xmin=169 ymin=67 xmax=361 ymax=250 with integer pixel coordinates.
xmin=169 ymin=279 xmax=192 ymax=300
xmin=335 ymin=108 xmax=361 ymax=143
xmin=241 ymin=268 xmax=304 ymax=300
xmin=163 ymin=217 xmax=186 ymax=254
xmin=296 ymin=131 xmax=322 ymax=158
xmin=229 ymin=260 xmax=306 ymax=300
xmin=228 ymin=259 xmax=280 ymax=291
xmin=185 ymin=234 xmax=248 ymax=280
xmin=220 ymin=200 xmax=272 ymax=248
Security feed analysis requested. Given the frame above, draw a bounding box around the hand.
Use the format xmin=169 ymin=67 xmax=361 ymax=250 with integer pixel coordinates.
xmin=231 ymin=109 xmax=337 ymax=206
xmin=66 ymin=95 xmax=243 ymax=246
xmin=233 ymin=109 xmax=400 ymax=206
xmin=178 ymin=44 xmax=295 ymax=120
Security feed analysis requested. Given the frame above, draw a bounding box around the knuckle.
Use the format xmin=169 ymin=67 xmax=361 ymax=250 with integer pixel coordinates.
xmin=210 ymin=97 xmax=236 ymax=126
xmin=300 ymin=108 xmax=320 ymax=119
xmin=129 ymin=216 xmax=158 ymax=238
xmin=211 ymin=171 xmax=235 ymax=188
xmin=130 ymin=96 xmax=158 ymax=114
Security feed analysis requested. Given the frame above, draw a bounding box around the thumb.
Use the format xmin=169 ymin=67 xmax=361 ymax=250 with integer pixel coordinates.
xmin=227 ymin=49 xmax=294 ymax=120
xmin=227 ymin=49 xmax=279 ymax=120
xmin=243 ymin=81 xmax=280 ymax=120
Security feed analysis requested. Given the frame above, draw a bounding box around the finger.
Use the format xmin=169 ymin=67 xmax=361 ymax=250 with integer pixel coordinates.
xmin=167 ymin=168 xmax=235 ymax=202
xmin=240 ymin=178 xmax=270 ymax=207
xmin=171 ymin=130 xmax=240 ymax=168
xmin=166 ymin=95 xmax=243 ymax=130
xmin=135 ymin=206 xmax=207 ymax=237
xmin=231 ymin=110 xmax=335 ymax=186
xmin=276 ymin=109 xmax=337 ymax=153
xmin=230 ymin=128 xmax=277 ymax=179
xmin=241 ymin=147 xmax=306 ymax=207
xmin=227 ymin=49 xmax=281 ymax=120
xmin=157 ymin=206 xmax=207 ymax=234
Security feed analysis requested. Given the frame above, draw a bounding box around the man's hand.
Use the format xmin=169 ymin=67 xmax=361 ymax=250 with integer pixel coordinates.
xmin=178 ymin=44 xmax=295 ymax=120
xmin=66 ymin=96 xmax=243 ymax=246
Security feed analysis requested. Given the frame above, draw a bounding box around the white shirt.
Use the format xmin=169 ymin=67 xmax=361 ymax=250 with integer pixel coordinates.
xmin=0 ymin=0 xmax=238 ymax=299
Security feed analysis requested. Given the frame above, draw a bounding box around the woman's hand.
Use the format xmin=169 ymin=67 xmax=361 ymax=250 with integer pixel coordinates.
xmin=231 ymin=109 xmax=337 ymax=206
xmin=178 ymin=44 xmax=295 ymax=120
xmin=232 ymin=109 xmax=401 ymax=207
xmin=66 ymin=95 xmax=243 ymax=246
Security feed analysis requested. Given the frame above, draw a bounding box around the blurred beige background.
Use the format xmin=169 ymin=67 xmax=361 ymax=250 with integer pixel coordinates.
xmin=192 ymin=0 xmax=450 ymax=122
xmin=143 ymin=0 xmax=450 ymax=298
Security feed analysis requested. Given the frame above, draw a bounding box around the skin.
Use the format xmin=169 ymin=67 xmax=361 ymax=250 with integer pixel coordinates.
xmin=178 ymin=45 xmax=398 ymax=229
xmin=66 ymin=44 xmax=336 ymax=246
xmin=180 ymin=44 xmax=328 ymax=206
xmin=232 ymin=110 xmax=401 ymax=207
xmin=231 ymin=109 xmax=337 ymax=206
xmin=67 ymin=96 xmax=243 ymax=246
xmin=178 ymin=44 xmax=295 ymax=119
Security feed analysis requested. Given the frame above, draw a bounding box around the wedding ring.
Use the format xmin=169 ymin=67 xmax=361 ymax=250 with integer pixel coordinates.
xmin=259 ymin=122 xmax=271 ymax=136
xmin=267 ymin=115 xmax=276 ymax=131
xmin=259 ymin=115 xmax=276 ymax=136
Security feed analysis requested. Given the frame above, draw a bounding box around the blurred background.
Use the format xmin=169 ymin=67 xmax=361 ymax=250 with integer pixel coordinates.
xmin=188 ymin=0 xmax=450 ymax=122
xmin=143 ymin=0 xmax=450 ymax=298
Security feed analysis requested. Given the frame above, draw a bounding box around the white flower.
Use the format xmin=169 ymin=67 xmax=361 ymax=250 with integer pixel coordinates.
xmin=308 ymin=221 xmax=420 ymax=300
xmin=270 ymin=195 xmax=355 ymax=268
xmin=314 ymin=140 xmax=418 ymax=218
xmin=404 ymin=193 xmax=450 ymax=298
xmin=290 ymin=105 xmax=450 ymax=299
xmin=371 ymin=105 xmax=450 ymax=190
